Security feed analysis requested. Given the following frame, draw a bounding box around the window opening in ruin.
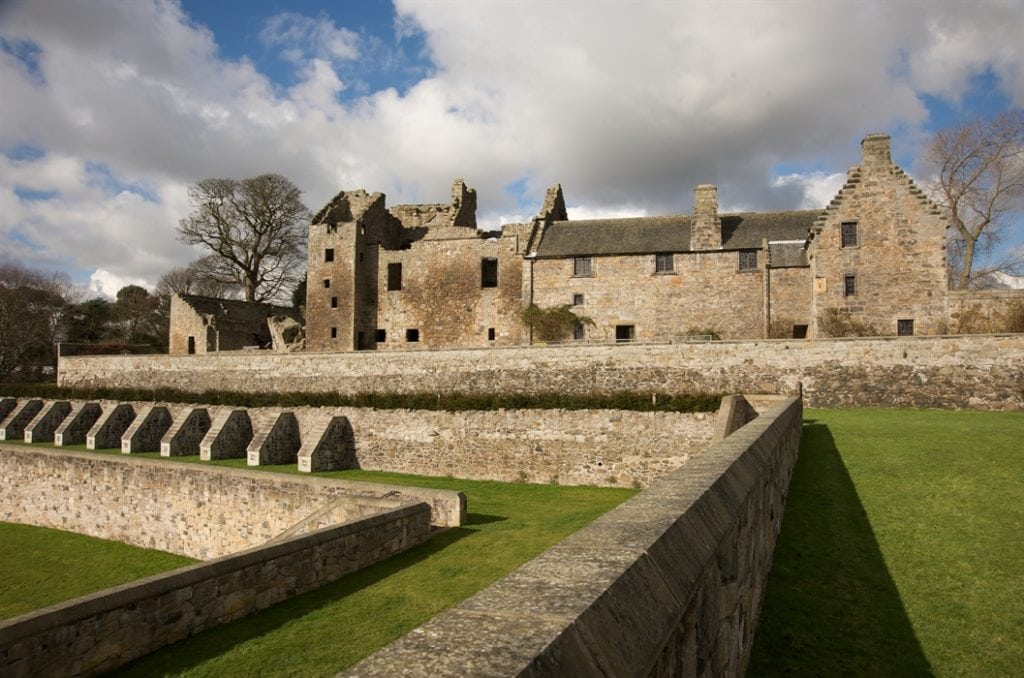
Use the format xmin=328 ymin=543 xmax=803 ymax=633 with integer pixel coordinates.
xmin=187 ymin=336 xmax=196 ymax=354
xmin=739 ymin=250 xmax=758 ymax=270
xmin=488 ymin=327 xmax=496 ymax=341
xmin=376 ymin=329 xmax=386 ymax=342
xmin=655 ymin=253 xmax=674 ymax=273
xmin=792 ymin=325 xmax=808 ymax=339
xmin=325 ymin=248 xmax=335 ymax=262
xmin=331 ymin=296 xmax=338 ymax=308
xmin=574 ymin=322 xmax=585 ymax=340
xmin=481 ymin=258 xmax=499 ymax=287
xmin=615 ymin=325 xmax=635 ymax=342
xmin=326 ymin=224 xmax=337 ymax=233
xmin=387 ymin=263 xmax=403 ymax=291
xmin=573 ymin=256 xmax=593 ymax=276
xmin=330 ymin=327 xmax=338 ymax=339
xmin=406 ymin=328 xmax=419 ymax=342
xmin=844 ymin=274 xmax=857 ymax=297
xmin=841 ymin=222 xmax=858 ymax=247
xmin=572 ymin=293 xmax=584 ymax=306
xmin=897 ymin=319 xmax=914 ymax=336
xmin=323 ymin=279 xmax=331 ymax=288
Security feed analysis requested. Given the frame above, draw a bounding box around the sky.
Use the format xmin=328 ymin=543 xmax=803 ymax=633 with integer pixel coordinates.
xmin=1 ymin=0 xmax=1022 ymax=298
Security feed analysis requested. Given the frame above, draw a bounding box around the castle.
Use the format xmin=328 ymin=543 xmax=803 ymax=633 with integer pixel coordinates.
xmin=301 ymin=133 xmax=950 ymax=352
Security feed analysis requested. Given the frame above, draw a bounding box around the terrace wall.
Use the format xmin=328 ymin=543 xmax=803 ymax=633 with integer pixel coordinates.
xmin=58 ymin=334 xmax=1024 ymax=410
xmin=345 ymin=395 xmax=803 ymax=676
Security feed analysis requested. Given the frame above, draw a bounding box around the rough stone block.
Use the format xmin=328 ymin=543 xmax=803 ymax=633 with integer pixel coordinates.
xmin=0 ymin=399 xmax=43 ymax=441
xmin=0 ymin=398 xmax=16 ymax=422
xmin=121 ymin=405 xmax=172 ymax=453
xmin=297 ymin=415 xmax=356 ymax=472
xmin=54 ymin=402 xmax=102 ymax=446
xmin=160 ymin=408 xmax=211 ymax=457
xmin=24 ymin=401 xmax=72 ymax=444
xmin=247 ymin=411 xmax=300 ymax=466
xmin=86 ymin=403 xmax=136 ymax=450
xmin=200 ymin=409 xmax=253 ymax=460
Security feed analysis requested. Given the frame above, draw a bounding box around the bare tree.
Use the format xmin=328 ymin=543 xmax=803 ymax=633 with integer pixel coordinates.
xmin=177 ymin=174 xmax=309 ymax=302
xmin=155 ymin=256 xmax=240 ymax=299
xmin=926 ymin=111 xmax=1024 ymax=289
xmin=0 ymin=261 xmax=74 ymax=378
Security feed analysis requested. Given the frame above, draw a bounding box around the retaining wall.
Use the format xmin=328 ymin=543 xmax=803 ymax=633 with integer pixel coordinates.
xmin=345 ymin=395 xmax=803 ymax=676
xmin=0 ymin=447 xmax=465 ymax=558
xmin=58 ymin=334 xmax=1024 ymax=409
xmin=0 ymin=502 xmax=432 ymax=678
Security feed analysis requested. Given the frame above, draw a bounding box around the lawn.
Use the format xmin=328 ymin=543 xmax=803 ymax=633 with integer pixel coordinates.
xmin=749 ymin=408 xmax=1024 ymax=677
xmin=0 ymin=522 xmax=196 ymax=620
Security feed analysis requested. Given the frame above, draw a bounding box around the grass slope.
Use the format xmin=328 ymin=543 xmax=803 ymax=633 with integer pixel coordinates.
xmin=0 ymin=523 xmax=196 ymax=620
xmin=749 ymin=408 xmax=1024 ymax=677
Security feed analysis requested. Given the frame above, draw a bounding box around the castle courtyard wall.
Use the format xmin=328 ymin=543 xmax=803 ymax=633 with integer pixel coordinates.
xmin=57 ymin=334 xmax=1024 ymax=410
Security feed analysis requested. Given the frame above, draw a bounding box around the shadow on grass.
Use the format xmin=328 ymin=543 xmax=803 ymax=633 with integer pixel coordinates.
xmin=748 ymin=421 xmax=933 ymax=677
xmin=116 ymin=521 xmax=478 ymax=677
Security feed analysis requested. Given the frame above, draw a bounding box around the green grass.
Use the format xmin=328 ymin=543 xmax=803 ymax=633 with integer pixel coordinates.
xmin=0 ymin=523 xmax=196 ymax=620
xmin=749 ymin=408 xmax=1024 ymax=677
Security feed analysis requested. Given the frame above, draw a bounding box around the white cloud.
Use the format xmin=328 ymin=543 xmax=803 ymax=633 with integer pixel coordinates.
xmin=1 ymin=0 xmax=1022 ymax=291
xmin=88 ymin=269 xmax=153 ymax=299
xmin=772 ymin=172 xmax=848 ymax=210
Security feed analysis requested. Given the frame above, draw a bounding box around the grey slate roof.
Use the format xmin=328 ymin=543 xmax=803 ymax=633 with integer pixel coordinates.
xmin=534 ymin=210 xmax=819 ymax=263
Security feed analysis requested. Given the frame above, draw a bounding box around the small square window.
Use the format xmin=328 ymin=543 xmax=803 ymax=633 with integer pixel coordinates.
xmin=326 ymin=224 xmax=337 ymax=234
xmin=739 ymin=251 xmax=758 ymax=270
xmin=487 ymin=327 xmax=496 ymax=341
xmin=375 ymin=329 xmax=386 ymax=342
xmin=844 ymin=275 xmax=856 ymax=297
xmin=323 ymin=279 xmax=331 ymax=288
xmin=406 ymin=328 xmax=419 ymax=342
xmin=615 ymin=325 xmax=635 ymax=342
xmin=330 ymin=327 xmax=337 ymax=339
xmin=572 ymin=293 xmax=584 ymax=306
xmin=330 ymin=296 xmax=338 ymax=308
xmin=387 ymin=262 xmax=403 ymax=291
xmin=655 ymin=253 xmax=674 ymax=273
xmin=481 ymin=258 xmax=498 ymax=288
xmin=841 ymin=222 xmax=858 ymax=248
xmin=573 ymin=256 xmax=593 ymax=276
xmin=324 ymin=248 xmax=335 ymax=262
xmin=897 ymin=319 xmax=914 ymax=336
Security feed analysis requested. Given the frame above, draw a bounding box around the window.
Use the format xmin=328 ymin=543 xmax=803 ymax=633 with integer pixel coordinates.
xmin=324 ymin=248 xmax=335 ymax=262
xmin=330 ymin=327 xmax=337 ymax=339
xmin=187 ymin=336 xmax=196 ymax=354
xmin=330 ymin=296 xmax=338 ymax=308
xmin=387 ymin=262 xmax=403 ymax=291
xmin=574 ymin=323 xmax=586 ymax=340
xmin=844 ymin=275 xmax=857 ymax=297
xmin=841 ymin=222 xmax=858 ymax=248
xmin=655 ymin=253 xmax=674 ymax=273
xmin=792 ymin=325 xmax=808 ymax=339
xmin=573 ymin=256 xmax=593 ymax=276
xmin=739 ymin=250 xmax=758 ymax=270
xmin=487 ymin=327 xmax=496 ymax=341
xmin=615 ymin=325 xmax=635 ymax=342
xmin=481 ymin=258 xmax=498 ymax=288
xmin=323 ymin=279 xmax=331 ymax=288
xmin=572 ymin=293 xmax=584 ymax=306
xmin=897 ymin=319 xmax=914 ymax=336
xmin=406 ymin=328 xmax=419 ymax=342
xmin=375 ymin=329 xmax=386 ymax=342
xmin=326 ymin=224 xmax=337 ymax=234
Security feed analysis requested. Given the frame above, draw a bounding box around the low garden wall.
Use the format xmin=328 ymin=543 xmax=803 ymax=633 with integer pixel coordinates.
xmin=345 ymin=395 xmax=803 ymax=676
xmin=58 ymin=334 xmax=1024 ymax=410
xmin=0 ymin=502 xmax=432 ymax=678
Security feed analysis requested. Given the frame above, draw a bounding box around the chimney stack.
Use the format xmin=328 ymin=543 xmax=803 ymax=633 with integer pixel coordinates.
xmin=691 ymin=184 xmax=721 ymax=250
xmin=861 ymin=133 xmax=892 ymax=170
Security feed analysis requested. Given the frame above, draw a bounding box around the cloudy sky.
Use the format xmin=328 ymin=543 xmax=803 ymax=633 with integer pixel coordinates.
xmin=1 ymin=0 xmax=1022 ymax=297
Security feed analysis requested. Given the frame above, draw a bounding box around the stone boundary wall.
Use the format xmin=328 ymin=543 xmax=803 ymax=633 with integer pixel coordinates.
xmin=58 ymin=334 xmax=1024 ymax=409
xmin=0 ymin=502 xmax=432 ymax=678
xmin=0 ymin=446 xmax=465 ymax=557
xmin=344 ymin=396 xmax=803 ymax=676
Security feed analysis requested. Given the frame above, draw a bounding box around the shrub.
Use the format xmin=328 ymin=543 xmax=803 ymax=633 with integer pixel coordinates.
xmin=519 ymin=304 xmax=593 ymax=342
xmin=818 ymin=307 xmax=880 ymax=337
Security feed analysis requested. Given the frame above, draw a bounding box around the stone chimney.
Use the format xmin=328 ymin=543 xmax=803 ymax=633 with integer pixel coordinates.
xmin=691 ymin=184 xmax=721 ymax=250
xmin=861 ymin=133 xmax=892 ymax=170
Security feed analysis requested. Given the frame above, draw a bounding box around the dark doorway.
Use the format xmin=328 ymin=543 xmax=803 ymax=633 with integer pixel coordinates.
xmin=793 ymin=325 xmax=808 ymax=339
xmin=187 ymin=336 xmax=196 ymax=354
xmin=615 ymin=325 xmax=635 ymax=342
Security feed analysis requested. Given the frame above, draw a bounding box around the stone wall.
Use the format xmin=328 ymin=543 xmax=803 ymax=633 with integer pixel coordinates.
xmin=59 ymin=334 xmax=1024 ymax=410
xmin=344 ymin=395 xmax=803 ymax=676
xmin=948 ymin=288 xmax=1024 ymax=334
xmin=530 ymin=249 xmax=766 ymax=341
xmin=0 ymin=446 xmax=463 ymax=558
xmin=0 ymin=500 xmax=432 ymax=678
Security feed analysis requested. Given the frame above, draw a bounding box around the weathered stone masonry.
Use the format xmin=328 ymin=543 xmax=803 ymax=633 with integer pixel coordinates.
xmin=58 ymin=334 xmax=1024 ymax=410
